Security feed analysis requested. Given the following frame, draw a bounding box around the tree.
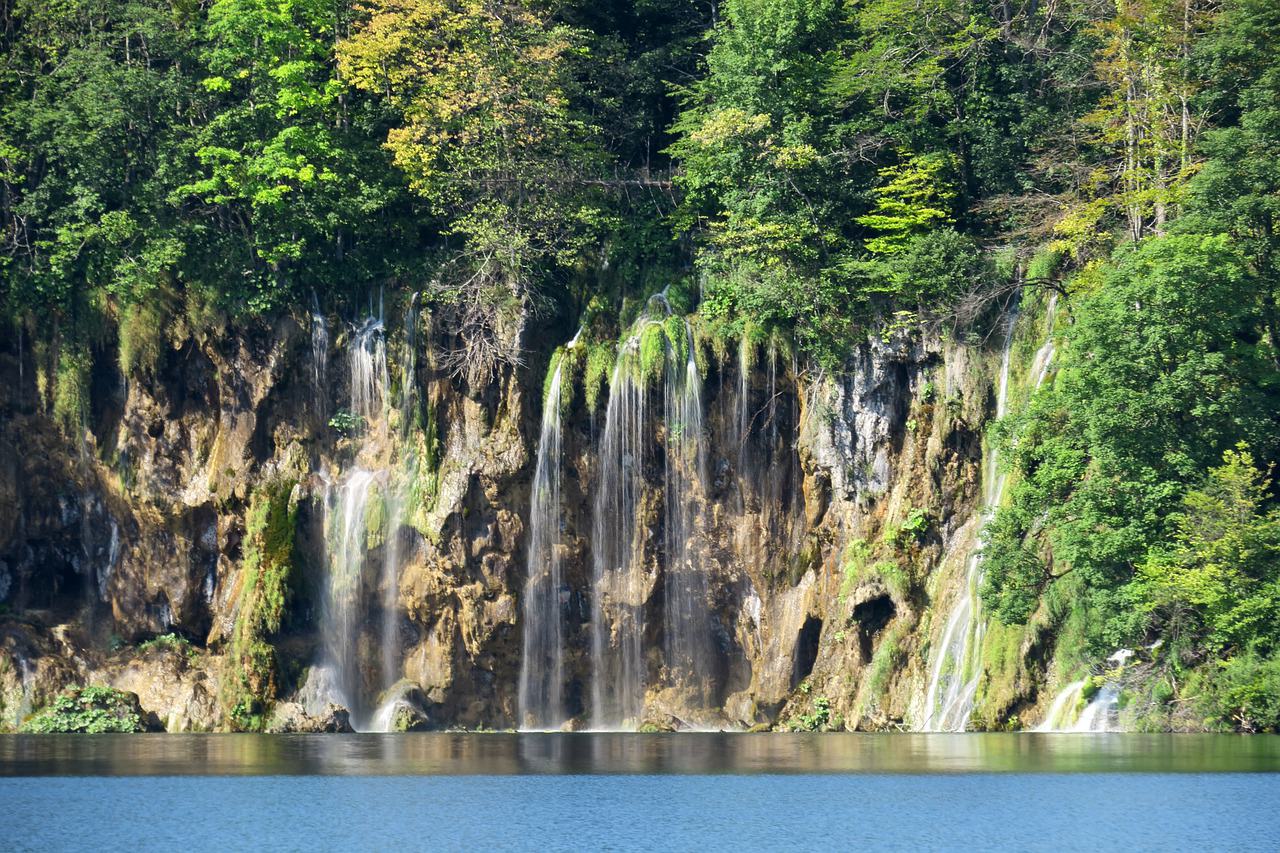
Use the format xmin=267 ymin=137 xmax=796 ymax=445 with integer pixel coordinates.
xmin=1139 ymin=446 xmax=1280 ymax=654
xmin=984 ymin=233 xmax=1279 ymax=646
xmin=856 ymin=153 xmax=958 ymax=255
xmin=339 ymin=0 xmax=610 ymax=380
xmin=176 ymin=0 xmax=412 ymax=314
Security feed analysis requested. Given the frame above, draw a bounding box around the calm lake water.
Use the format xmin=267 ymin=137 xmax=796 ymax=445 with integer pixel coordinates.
xmin=1 ymin=734 xmax=1278 ymax=851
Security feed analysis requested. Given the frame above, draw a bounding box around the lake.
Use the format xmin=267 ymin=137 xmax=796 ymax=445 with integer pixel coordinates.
xmin=1 ymin=734 xmax=1277 ymax=851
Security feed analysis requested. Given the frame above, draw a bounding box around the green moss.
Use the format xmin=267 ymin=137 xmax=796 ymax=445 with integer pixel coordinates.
xmin=21 ymin=686 xmax=148 ymax=733
xmin=223 ymin=477 xmax=298 ymax=731
xmin=117 ymin=296 xmax=170 ymax=377
xmin=861 ymin=622 xmax=909 ymax=714
xmin=542 ymin=347 xmax=566 ymax=408
xmin=637 ymin=322 xmax=668 ymax=386
xmin=53 ymin=343 xmax=92 ymax=433
xmin=583 ymin=341 xmax=615 ymax=414
xmin=663 ymin=314 xmax=689 ymax=370
xmin=839 ymin=538 xmax=908 ymax=603
xmin=970 ymin=619 xmax=1030 ymax=728
xmin=665 ymin=276 xmax=698 ymax=315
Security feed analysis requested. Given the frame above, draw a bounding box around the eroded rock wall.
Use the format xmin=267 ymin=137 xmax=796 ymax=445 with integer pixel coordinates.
xmin=0 ymin=305 xmax=1010 ymax=732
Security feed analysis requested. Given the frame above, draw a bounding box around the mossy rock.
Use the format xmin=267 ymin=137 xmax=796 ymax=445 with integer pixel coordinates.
xmin=21 ymin=686 xmax=157 ymax=733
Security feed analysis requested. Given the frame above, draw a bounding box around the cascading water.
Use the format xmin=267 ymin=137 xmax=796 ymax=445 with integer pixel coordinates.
xmin=586 ymin=296 xmax=722 ymax=729
xmin=1072 ymin=683 xmax=1121 ymax=732
xmin=312 ymin=307 xmax=392 ymax=727
xmin=921 ymin=294 xmax=1061 ymax=731
xmin=311 ymin=293 xmax=329 ymax=420
xmin=1036 ymin=649 xmax=1131 ymax=732
xmin=379 ymin=293 xmax=421 ymax=695
xmin=349 ymin=314 xmax=389 ymax=423
xmin=321 ymin=467 xmax=378 ymax=713
xmin=1033 ymin=680 xmax=1087 ymax=732
xmin=590 ymin=329 xmax=651 ymax=729
xmin=661 ymin=320 xmax=714 ymax=710
xmin=517 ymin=333 xmax=577 ymax=730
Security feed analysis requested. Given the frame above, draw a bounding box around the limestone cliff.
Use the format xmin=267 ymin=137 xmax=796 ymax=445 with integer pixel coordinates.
xmin=0 ymin=296 xmax=1040 ymax=732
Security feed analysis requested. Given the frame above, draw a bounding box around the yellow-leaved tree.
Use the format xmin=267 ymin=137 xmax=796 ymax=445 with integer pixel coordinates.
xmin=339 ymin=0 xmax=608 ymax=381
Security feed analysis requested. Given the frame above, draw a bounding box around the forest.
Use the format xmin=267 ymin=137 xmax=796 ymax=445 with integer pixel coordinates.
xmin=2 ymin=0 xmax=1279 ymax=732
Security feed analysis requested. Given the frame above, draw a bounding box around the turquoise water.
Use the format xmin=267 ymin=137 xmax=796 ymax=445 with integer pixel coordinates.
xmin=1 ymin=734 xmax=1278 ymax=851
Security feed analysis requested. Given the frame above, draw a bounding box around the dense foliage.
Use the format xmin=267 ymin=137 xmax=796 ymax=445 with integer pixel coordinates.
xmin=980 ymin=0 xmax=1280 ymax=730
xmin=1 ymin=0 xmax=1278 ymax=728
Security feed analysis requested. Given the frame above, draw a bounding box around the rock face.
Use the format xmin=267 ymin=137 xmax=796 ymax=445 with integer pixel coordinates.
xmin=0 ymin=297 xmax=1021 ymax=732
xmin=267 ymin=702 xmax=354 ymax=734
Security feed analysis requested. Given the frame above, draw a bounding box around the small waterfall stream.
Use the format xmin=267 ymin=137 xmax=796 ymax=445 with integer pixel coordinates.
xmin=310 ymin=294 xmax=329 ymax=420
xmin=1073 ymin=684 xmax=1121 ymax=732
xmin=921 ymin=294 xmax=1060 ymax=731
xmin=1033 ymin=680 xmax=1087 ymax=731
xmin=585 ymin=294 xmax=719 ymax=729
xmin=517 ymin=332 xmax=576 ymax=730
xmin=321 ymin=467 xmax=378 ymax=713
xmin=1034 ymin=681 xmax=1123 ymax=732
xmin=378 ymin=293 xmax=421 ymax=696
xmin=590 ymin=325 xmax=653 ymax=729
xmin=661 ymin=320 xmax=714 ymax=710
xmin=312 ymin=306 xmax=395 ymax=728
xmin=1036 ymin=647 xmax=1130 ymax=732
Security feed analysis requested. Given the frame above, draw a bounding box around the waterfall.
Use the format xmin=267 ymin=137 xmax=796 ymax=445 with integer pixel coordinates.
xmin=920 ymin=295 xmax=1061 ymax=731
xmin=919 ymin=311 xmax=1019 ymax=731
xmin=1032 ymin=680 xmax=1121 ymax=732
xmin=398 ymin=292 xmax=421 ymax=435
xmin=312 ymin=304 xmax=395 ymax=727
xmin=379 ymin=293 xmax=421 ymax=695
xmin=590 ymin=332 xmax=650 ymax=729
xmin=349 ymin=314 xmax=389 ymax=424
xmin=98 ymin=519 xmax=120 ymax=602
xmin=518 ymin=344 xmax=571 ymax=730
xmin=321 ymin=467 xmax=378 ymax=715
xmin=1033 ymin=680 xmax=1087 ymax=732
xmin=310 ymin=293 xmax=329 ymax=419
xmin=1036 ymin=648 xmax=1130 ymax=732
xmin=1072 ymin=683 xmax=1121 ymax=732
xmin=661 ymin=320 xmax=714 ymax=709
xmin=586 ymin=296 xmax=721 ymax=729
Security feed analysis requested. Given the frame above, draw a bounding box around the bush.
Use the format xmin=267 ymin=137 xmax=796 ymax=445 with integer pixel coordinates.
xmin=21 ymin=687 xmax=150 ymax=733
xmin=1191 ymin=651 xmax=1280 ymax=733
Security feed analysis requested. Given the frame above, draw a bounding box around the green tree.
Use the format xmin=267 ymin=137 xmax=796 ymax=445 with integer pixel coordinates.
xmin=984 ymin=233 xmax=1278 ymax=638
xmin=339 ymin=0 xmax=610 ymax=380
xmin=1138 ymin=446 xmax=1280 ymax=654
xmin=856 ymin=153 xmax=958 ymax=255
xmin=176 ymin=0 xmax=412 ymax=314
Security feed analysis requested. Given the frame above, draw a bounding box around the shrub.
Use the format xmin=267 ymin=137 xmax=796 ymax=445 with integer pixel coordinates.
xmin=21 ymin=687 xmax=149 ymax=733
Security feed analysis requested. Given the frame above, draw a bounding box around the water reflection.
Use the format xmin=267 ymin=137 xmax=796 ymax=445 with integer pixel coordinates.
xmin=2 ymin=733 xmax=1278 ymax=777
